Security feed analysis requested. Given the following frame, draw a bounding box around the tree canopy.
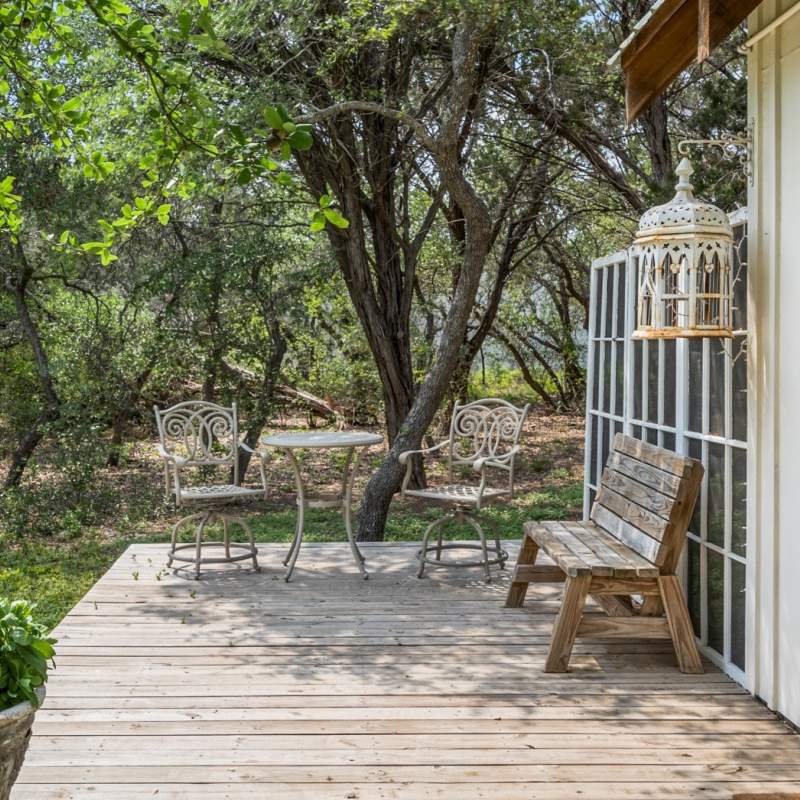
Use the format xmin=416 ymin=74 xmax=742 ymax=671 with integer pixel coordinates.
xmin=0 ymin=0 xmax=748 ymax=540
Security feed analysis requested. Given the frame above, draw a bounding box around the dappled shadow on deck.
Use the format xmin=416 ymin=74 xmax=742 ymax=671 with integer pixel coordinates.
xmin=14 ymin=542 xmax=800 ymax=800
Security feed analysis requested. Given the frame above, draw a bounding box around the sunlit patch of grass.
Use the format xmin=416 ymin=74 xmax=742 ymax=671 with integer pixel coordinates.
xmin=0 ymin=537 xmax=128 ymax=631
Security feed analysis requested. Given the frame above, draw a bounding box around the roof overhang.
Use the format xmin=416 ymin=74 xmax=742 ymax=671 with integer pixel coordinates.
xmin=610 ymin=0 xmax=761 ymax=124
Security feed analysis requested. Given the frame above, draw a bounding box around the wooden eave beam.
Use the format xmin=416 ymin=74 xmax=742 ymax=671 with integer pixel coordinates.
xmin=620 ymin=0 xmax=762 ymax=124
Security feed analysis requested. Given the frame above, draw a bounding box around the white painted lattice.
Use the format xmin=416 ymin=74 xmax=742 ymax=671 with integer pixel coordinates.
xmin=583 ymin=210 xmax=749 ymax=685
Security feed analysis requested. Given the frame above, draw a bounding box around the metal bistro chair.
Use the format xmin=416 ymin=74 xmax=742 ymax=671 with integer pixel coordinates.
xmin=154 ymin=401 xmax=269 ymax=579
xmin=399 ymin=398 xmax=530 ymax=581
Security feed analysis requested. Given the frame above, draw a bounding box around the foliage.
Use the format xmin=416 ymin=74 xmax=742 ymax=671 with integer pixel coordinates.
xmin=1 ymin=0 xmax=749 ymax=540
xmin=0 ymin=598 xmax=55 ymax=710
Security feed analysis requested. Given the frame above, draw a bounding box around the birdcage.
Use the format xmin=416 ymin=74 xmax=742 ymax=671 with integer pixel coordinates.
xmin=633 ymin=158 xmax=733 ymax=339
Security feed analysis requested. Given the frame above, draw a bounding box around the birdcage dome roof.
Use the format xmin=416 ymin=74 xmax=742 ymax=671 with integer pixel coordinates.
xmin=636 ymin=158 xmax=732 ymax=239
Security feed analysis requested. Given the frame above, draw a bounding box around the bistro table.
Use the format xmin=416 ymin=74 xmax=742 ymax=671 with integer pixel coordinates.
xmin=262 ymin=431 xmax=383 ymax=581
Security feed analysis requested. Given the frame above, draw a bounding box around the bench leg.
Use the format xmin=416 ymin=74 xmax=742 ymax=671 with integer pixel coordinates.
xmin=505 ymin=535 xmax=539 ymax=608
xmin=545 ymin=574 xmax=591 ymax=673
xmin=659 ymin=575 xmax=703 ymax=674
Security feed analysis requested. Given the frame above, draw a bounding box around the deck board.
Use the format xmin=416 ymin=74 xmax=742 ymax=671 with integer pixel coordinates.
xmin=16 ymin=541 xmax=800 ymax=799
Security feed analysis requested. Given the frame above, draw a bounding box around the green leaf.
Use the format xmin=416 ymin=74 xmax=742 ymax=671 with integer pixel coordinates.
xmin=287 ymin=129 xmax=313 ymax=151
xmin=309 ymin=212 xmax=326 ymax=233
xmin=323 ymin=208 xmax=350 ymax=229
xmin=237 ymin=168 xmax=252 ymax=186
xmin=263 ymin=106 xmax=285 ymax=130
xmin=156 ymin=204 xmax=171 ymax=224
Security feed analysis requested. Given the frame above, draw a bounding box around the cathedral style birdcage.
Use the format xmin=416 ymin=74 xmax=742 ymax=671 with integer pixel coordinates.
xmin=633 ymin=158 xmax=733 ymax=339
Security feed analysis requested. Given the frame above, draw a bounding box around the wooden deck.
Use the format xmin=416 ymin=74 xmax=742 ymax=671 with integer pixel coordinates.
xmin=16 ymin=541 xmax=800 ymax=799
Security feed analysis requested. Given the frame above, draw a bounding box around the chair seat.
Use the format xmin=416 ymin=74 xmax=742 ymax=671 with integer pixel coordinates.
xmin=524 ymin=519 xmax=660 ymax=578
xmin=404 ymin=484 xmax=509 ymax=506
xmin=178 ymin=484 xmax=265 ymax=502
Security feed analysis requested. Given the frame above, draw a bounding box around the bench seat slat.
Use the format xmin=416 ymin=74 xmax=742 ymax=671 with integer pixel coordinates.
xmin=524 ymin=520 xmax=660 ymax=578
xmin=563 ymin=522 xmax=658 ymax=578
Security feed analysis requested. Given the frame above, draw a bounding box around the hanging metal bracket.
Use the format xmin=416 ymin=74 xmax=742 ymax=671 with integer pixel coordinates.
xmin=677 ymin=125 xmax=753 ymax=185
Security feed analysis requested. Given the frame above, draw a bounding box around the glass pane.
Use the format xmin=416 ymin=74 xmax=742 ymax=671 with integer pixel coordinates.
xmin=632 ymin=340 xmax=643 ymax=420
xmin=707 ymin=549 xmax=725 ymax=656
xmin=592 ymin=342 xmax=601 ymax=411
xmin=733 ymin=225 xmax=748 ymax=332
xmin=631 ymin=424 xmax=642 ymax=440
xmin=688 ymin=539 xmax=702 ymax=637
xmin=662 ymin=431 xmax=675 ymax=452
xmin=616 ymin=263 xmax=626 ymax=338
xmin=645 ymin=426 xmax=658 ymax=445
xmin=709 ymin=341 xmax=726 ymax=438
xmin=604 ymin=267 xmax=613 ymax=338
xmin=687 ymin=437 xmax=703 ymax=536
xmin=732 ymin=336 xmax=747 ymax=442
xmin=614 ymin=341 xmax=624 ymax=415
xmin=663 ymin=339 xmax=676 ymax=427
xmin=731 ymin=558 xmax=747 ymax=671
xmin=647 ymin=341 xmax=659 ymax=423
xmin=602 ymin=342 xmax=612 ymax=413
xmin=596 ymin=417 xmax=605 ymax=483
xmin=594 ymin=271 xmax=603 ymax=338
xmin=688 ymin=339 xmax=704 ymax=433
xmin=600 ymin=418 xmax=611 ymax=471
xmin=707 ymin=443 xmax=726 ymax=548
xmin=613 ymin=419 xmax=623 ymax=436
xmin=732 ymin=446 xmax=747 ymax=557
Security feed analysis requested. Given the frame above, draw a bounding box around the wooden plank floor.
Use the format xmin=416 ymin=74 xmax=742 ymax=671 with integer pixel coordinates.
xmin=16 ymin=541 xmax=800 ymax=799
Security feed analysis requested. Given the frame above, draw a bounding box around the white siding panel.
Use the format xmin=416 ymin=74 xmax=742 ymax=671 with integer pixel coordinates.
xmin=749 ymin=0 xmax=800 ymax=727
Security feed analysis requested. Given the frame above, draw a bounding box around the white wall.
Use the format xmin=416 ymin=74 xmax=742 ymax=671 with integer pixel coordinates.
xmin=748 ymin=0 xmax=800 ymax=727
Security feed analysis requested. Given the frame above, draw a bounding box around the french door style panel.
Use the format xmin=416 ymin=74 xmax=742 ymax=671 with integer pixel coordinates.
xmin=583 ymin=214 xmax=749 ymax=683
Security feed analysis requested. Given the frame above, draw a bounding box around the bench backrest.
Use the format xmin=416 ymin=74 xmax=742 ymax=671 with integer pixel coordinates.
xmin=590 ymin=433 xmax=704 ymax=573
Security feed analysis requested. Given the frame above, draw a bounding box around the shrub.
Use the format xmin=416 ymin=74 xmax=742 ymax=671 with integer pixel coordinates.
xmin=0 ymin=598 xmax=56 ymax=710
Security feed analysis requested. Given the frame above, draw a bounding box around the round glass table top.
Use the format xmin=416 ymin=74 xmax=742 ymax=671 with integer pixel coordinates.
xmin=262 ymin=431 xmax=383 ymax=449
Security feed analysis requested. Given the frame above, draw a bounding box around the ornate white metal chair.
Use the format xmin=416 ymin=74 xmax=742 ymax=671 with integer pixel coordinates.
xmin=399 ymin=398 xmax=530 ymax=581
xmin=154 ymin=401 xmax=269 ymax=579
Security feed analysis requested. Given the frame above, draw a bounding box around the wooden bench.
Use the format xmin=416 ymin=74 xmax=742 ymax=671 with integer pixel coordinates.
xmin=505 ymin=433 xmax=704 ymax=674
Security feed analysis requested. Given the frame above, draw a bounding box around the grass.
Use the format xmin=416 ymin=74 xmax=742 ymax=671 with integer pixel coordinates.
xmin=0 ymin=483 xmax=582 ymax=631
xmin=1 ymin=410 xmax=586 ymax=631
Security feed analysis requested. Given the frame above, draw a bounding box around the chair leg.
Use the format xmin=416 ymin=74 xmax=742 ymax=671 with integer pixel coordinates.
xmin=435 ymin=522 xmax=444 ymax=561
xmin=417 ymin=516 xmax=448 ymax=578
xmin=193 ymin=512 xmax=211 ymax=580
xmin=505 ymin=535 xmax=539 ymax=608
xmin=222 ymin=514 xmax=230 ymax=560
xmin=544 ymin=574 xmax=591 ymax=673
xmin=462 ymin=512 xmax=491 ymax=582
xmin=233 ymin=516 xmax=260 ymax=573
xmin=658 ymin=575 xmax=703 ymax=674
xmin=494 ymin=525 xmax=506 ymax=569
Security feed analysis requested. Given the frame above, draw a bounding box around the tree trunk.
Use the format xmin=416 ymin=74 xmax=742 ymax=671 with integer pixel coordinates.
xmin=3 ymin=260 xmax=61 ymax=489
xmin=358 ymin=163 xmax=495 ymax=537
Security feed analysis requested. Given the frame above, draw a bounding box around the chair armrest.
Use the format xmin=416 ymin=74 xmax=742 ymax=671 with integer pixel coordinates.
xmin=473 ymin=445 xmax=520 ymax=472
xmin=157 ymin=445 xmax=187 ymax=466
xmin=398 ymin=440 xmax=449 ymax=465
xmin=399 ymin=441 xmax=450 ymax=495
xmin=239 ymin=442 xmax=271 ymax=461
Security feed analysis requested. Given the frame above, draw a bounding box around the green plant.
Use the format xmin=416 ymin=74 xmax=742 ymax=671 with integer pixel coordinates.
xmin=0 ymin=599 xmax=56 ymax=710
